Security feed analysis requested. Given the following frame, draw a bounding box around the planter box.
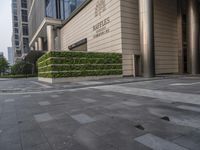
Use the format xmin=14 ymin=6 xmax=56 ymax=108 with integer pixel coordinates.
xmin=37 ymin=51 xmax=122 ymax=83
xmin=38 ymin=75 xmax=122 ymax=84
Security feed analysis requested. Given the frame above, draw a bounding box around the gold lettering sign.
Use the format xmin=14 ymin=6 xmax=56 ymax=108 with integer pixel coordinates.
xmin=95 ymin=0 xmax=106 ymax=17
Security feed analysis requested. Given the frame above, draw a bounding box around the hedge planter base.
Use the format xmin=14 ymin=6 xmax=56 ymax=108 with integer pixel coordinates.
xmin=38 ymin=75 xmax=122 ymax=84
xmin=37 ymin=51 xmax=123 ymax=83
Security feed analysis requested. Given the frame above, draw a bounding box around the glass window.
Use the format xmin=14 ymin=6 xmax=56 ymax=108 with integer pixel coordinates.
xmin=46 ymin=0 xmax=57 ymax=18
xmin=62 ymin=0 xmax=85 ymax=19
xmin=14 ymin=16 xmax=18 ymax=21
xmin=23 ymin=38 xmax=29 ymax=53
xmin=15 ymin=35 xmax=19 ymax=40
xmin=16 ymin=50 xmax=21 ymax=55
xmin=14 ymin=28 xmax=18 ymax=33
xmin=21 ymin=10 xmax=28 ymax=22
xmin=13 ymin=9 xmax=17 ymax=15
xmin=15 ymin=41 xmax=19 ymax=46
xmin=22 ymin=24 xmax=29 ymax=35
xmin=13 ymin=3 xmax=17 ymax=8
xmin=21 ymin=0 xmax=27 ymax=8
xmin=45 ymin=0 xmax=86 ymax=20
xmin=14 ymin=22 xmax=18 ymax=27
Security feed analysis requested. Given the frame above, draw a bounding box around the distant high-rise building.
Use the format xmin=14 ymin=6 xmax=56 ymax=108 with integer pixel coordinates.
xmin=11 ymin=0 xmax=20 ymax=59
xmin=7 ymin=47 xmax=14 ymax=65
xmin=11 ymin=0 xmax=29 ymax=62
xmin=0 ymin=52 xmax=4 ymax=58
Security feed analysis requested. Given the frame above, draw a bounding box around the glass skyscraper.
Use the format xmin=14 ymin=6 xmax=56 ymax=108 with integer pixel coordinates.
xmin=45 ymin=0 xmax=86 ymax=20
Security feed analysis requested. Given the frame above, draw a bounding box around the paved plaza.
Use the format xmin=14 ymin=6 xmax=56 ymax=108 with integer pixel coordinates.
xmin=0 ymin=76 xmax=200 ymax=150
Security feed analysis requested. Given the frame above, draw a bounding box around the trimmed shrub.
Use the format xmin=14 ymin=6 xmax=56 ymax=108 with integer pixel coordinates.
xmin=37 ymin=51 xmax=122 ymax=78
xmin=0 ymin=74 xmax=37 ymax=78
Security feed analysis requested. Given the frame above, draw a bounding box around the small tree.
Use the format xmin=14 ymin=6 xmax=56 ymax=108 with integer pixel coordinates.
xmin=24 ymin=51 xmax=44 ymax=74
xmin=0 ymin=57 xmax=9 ymax=75
xmin=11 ymin=61 xmax=32 ymax=75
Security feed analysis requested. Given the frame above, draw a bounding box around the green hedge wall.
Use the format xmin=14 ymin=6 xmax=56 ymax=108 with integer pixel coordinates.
xmin=37 ymin=51 xmax=122 ymax=78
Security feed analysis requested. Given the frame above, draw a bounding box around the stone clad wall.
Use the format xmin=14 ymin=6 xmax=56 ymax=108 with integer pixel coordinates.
xmin=121 ymin=0 xmax=179 ymax=75
xmin=60 ymin=0 xmax=122 ymax=53
xmin=60 ymin=0 xmax=179 ymax=76
xmin=154 ymin=0 xmax=179 ymax=74
xmin=120 ymin=0 xmax=140 ymax=76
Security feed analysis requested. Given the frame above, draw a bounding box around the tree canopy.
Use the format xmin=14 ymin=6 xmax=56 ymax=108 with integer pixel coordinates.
xmin=11 ymin=51 xmax=44 ymax=75
xmin=0 ymin=57 xmax=9 ymax=75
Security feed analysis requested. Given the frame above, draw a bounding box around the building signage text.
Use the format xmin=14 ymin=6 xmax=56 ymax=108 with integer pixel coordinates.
xmin=93 ymin=17 xmax=110 ymax=38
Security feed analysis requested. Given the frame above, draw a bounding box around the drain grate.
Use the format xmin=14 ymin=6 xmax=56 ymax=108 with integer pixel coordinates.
xmin=135 ymin=124 xmax=145 ymax=130
xmin=161 ymin=116 xmax=170 ymax=121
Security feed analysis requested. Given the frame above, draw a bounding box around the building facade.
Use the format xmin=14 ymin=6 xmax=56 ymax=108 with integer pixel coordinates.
xmin=0 ymin=52 xmax=3 ymax=58
xmin=29 ymin=0 xmax=200 ymax=77
xmin=11 ymin=0 xmax=20 ymax=59
xmin=7 ymin=47 xmax=15 ymax=65
xmin=11 ymin=0 xmax=30 ymax=62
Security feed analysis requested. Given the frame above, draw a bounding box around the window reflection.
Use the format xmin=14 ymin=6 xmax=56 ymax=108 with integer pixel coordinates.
xmin=45 ymin=0 xmax=86 ymax=20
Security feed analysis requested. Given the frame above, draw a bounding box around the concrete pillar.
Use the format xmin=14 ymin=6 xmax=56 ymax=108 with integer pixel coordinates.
xmin=139 ymin=0 xmax=155 ymax=77
xmin=47 ymin=25 xmax=55 ymax=51
xmin=177 ymin=0 xmax=184 ymax=74
xmin=38 ymin=37 xmax=44 ymax=51
xmin=55 ymin=28 xmax=61 ymax=51
xmin=187 ymin=0 xmax=199 ymax=74
xmin=34 ymin=41 xmax=38 ymax=51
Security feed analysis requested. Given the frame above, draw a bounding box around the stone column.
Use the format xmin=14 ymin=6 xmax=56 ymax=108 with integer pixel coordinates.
xmin=177 ymin=0 xmax=184 ymax=74
xmin=56 ymin=28 xmax=61 ymax=51
xmin=47 ymin=25 xmax=55 ymax=51
xmin=139 ymin=0 xmax=155 ymax=77
xmin=187 ymin=0 xmax=199 ymax=74
xmin=34 ymin=41 xmax=38 ymax=51
xmin=38 ymin=37 xmax=44 ymax=51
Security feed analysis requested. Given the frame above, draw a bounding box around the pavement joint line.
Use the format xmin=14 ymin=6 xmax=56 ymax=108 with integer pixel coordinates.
xmin=177 ymin=105 xmax=200 ymax=113
xmin=170 ymin=82 xmax=200 ymax=86
xmin=4 ymin=99 xmax=15 ymax=102
xmin=50 ymin=94 xmax=60 ymax=98
xmin=103 ymin=94 xmax=115 ymax=97
xmin=82 ymin=98 xmax=96 ymax=103
xmin=0 ymin=77 xmax=170 ymax=95
xmin=38 ymin=101 xmax=50 ymax=106
xmin=93 ymin=85 xmax=200 ymax=105
xmin=23 ymin=95 xmax=31 ymax=98
xmin=30 ymin=81 xmax=52 ymax=88
xmin=0 ymin=76 xmax=200 ymax=96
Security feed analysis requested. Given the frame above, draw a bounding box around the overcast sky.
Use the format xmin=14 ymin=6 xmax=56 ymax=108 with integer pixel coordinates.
xmin=0 ymin=0 xmax=12 ymax=59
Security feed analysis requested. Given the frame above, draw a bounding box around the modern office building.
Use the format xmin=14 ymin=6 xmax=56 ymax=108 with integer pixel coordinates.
xmin=29 ymin=0 xmax=200 ymax=77
xmin=0 ymin=52 xmax=3 ymax=58
xmin=11 ymin=0 xmax=20 ymax=59
xmin=11 ymin=0 xmax=30 ymax=61
xmin=7 ymin=47 xmax=15 ymax=65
